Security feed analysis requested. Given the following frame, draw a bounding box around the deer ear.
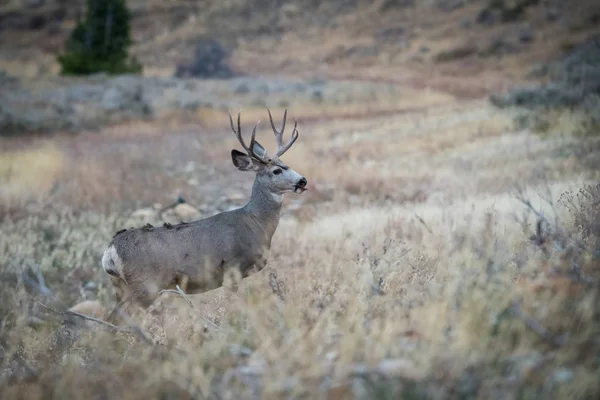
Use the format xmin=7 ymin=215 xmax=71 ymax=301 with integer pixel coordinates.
xmin=231 ymin=149 xmax=259 ymax=171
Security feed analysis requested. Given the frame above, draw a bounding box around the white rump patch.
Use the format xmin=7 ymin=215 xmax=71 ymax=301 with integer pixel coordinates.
xmin=102 ymin=245 xmax=126 ymax=283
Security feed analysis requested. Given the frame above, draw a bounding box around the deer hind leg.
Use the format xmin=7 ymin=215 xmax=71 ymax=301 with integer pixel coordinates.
xmin=105 ymin=275 xmax=134 ymax=325
xmin=105 ymin=275 xmax=155 ymax=324
xmin=105 ymin=298 xmax=127 ymax=325
xmin=106 ymin=293 xmax=151 ymax=326
xmin=129 ymin=281 xmax=158 ymax=309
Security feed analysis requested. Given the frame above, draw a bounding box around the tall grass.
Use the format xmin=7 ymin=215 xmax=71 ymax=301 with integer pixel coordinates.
xmin=1 ymin=100 xmax=599 ymax=399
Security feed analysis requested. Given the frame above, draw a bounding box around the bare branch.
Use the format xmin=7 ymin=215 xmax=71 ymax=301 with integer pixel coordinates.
xmin=22 ymin=262 xmax=58 ymax=303
xmin=413 ymin=213 xmax=433 ymax=234
xmin=23 ymin=264 xmax=155 ymax=345
xmin=515 ymin=191 xmax=550 ymax=226
xmin=510 ymin=300 xmax=567 ymax=347
xmin=35 ymin=301 xmax=152 ymax=344
xmin=158 ymin=286 xmax=220 ymax=330
xmin=159 ymin=285 xmax=193 ymax=308
xmin=0 ymin=337 xmax=38 ymax=382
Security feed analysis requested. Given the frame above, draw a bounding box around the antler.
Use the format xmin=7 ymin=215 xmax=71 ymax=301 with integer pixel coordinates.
xmin=267 ymin=107 xmax=299 ymax=159
xmin=229 ymin=108 xmax=299 ymax=163
xmin=229 ymin=110 xmax=271 ymax=164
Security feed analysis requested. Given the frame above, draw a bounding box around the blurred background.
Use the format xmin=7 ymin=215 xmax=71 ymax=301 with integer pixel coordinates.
xmin=1 ymin=0 xmax=598 ymax=212
xmin=1 ymin=1 xmax=600 ymax=399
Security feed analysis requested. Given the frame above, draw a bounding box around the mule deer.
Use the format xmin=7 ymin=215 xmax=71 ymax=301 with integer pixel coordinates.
xmin=102 ymin=108 xmax=307 ymax=320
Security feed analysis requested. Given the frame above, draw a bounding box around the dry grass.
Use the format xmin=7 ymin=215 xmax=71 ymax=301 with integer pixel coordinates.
xmin=1 ymin=90 xmax=599 ymax=399
xmin=1 ymin=1 xmax=599 ymax=397
xmin=189 ymin=86 xmax=453 ymax=131
xmin=0 ymin=142 xmax=64 ymax=210
xmin=514 ymin=105 xmax=600 ymax=139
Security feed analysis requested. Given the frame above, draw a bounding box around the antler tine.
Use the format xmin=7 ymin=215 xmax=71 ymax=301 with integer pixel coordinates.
xmin=228 ymin=111 xmax=237 ymax=137
xmin=275 ymin=121 xmax=299 ymax=158
xmin=249 ymin=120 xmax=259 ymax=158
xmin=267 ymin=107 xmax=285 ymax=148
xmin=229 ymin=110 xmax=250 ymax=153
xmin=228 ymin=110 xmax=269 ymax=163
xmin=237 ymin=111 xmax=247 ymax=150
xmin=267 ymin=107 xmax=299 ymax=159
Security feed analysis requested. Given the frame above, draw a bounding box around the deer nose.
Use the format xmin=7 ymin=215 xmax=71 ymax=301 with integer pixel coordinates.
xmin=298 ymin=177 xmax=307 ymax=187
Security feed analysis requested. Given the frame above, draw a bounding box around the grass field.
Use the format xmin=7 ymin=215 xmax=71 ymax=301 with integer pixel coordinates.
xmin=1 ymin=0 xmax=600 ymax=398
xmin=1 ymin=83 xmax=599 ymax=398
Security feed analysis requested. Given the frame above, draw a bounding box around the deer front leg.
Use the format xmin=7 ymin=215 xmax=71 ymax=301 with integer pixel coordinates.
xmin=254 ymin=253 xmax=269 ymax=273
xmin=223 ymin=267 xmax=243 ymax=293
xmin=222 ymin=251 xmax=269 ymax=294
xmin=106 ymin=275 xmax=130 ymax=324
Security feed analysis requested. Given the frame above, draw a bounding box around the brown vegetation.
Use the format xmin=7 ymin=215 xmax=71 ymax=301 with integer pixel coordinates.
xmin=1 ymin=93 xmax=599 ymax=398
xmin=1 ymin=1 xmax=600 ymax=399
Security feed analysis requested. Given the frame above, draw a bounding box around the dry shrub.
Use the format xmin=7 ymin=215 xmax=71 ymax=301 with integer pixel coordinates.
xmin=0 ymin=97 xmax=598 ymax=398
xmin=1 ymin=180 xmax=598 ymax=399
xmin=507 ymin=94 xmax=600 ymax=140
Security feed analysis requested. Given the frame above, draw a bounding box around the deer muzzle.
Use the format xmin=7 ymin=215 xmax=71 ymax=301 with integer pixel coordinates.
xmin=294 ymin=177 xmax=308 ymax=193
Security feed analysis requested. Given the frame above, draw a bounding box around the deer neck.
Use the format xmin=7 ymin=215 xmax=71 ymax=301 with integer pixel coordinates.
xmin=243 ymin=178 xmax=283 ymax=242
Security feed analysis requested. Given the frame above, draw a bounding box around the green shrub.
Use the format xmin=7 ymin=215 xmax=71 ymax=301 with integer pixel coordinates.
xmin=57 ymin=0 xmax=142 ymax=75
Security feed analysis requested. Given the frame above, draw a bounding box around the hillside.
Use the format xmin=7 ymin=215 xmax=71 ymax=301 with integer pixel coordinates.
xmin=1 ymin=1 xmax=600 ymax=399
xmin=1 ymin=0 xmax=599 ymax=83
xmin=1 ymin=0 xmax=599 ymax=136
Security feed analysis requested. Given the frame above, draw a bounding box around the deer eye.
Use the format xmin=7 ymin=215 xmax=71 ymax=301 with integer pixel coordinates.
xmin=272 ymin=168 xmax=283 ymax=175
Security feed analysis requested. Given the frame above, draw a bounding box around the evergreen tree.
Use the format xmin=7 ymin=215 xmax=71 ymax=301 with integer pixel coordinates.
xmin=58 ymin=0 xmax=142 ymax=75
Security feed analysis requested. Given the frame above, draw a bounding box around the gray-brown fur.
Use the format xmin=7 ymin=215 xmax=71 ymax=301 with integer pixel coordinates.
xmin=113 ymin=228 xmax=127 ymax=238
xmin=102 ymin=109 xmax=307 ymax=320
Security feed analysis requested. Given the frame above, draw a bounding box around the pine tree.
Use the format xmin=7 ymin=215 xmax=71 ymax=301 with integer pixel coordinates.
xmin=58 ymin=0 xmax=142 ymax=75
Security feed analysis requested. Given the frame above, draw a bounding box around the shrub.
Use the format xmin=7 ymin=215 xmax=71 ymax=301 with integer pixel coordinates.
xmin=174 ymin=37 xmax=234 ymax=79
xmin=57 ymin=0 xmax=142 ymax=75
xmin=479 ymin=0 xmax=540 ymax=23
xmin=491 ymin=35 xmax=600 ymax=110
xmin=490 ymin=35 xmax=600 ymax=135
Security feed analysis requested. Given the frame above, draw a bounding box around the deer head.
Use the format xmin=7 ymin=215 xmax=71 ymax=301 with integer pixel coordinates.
xmin=229 ymin=108 xmax=307 ymax=195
